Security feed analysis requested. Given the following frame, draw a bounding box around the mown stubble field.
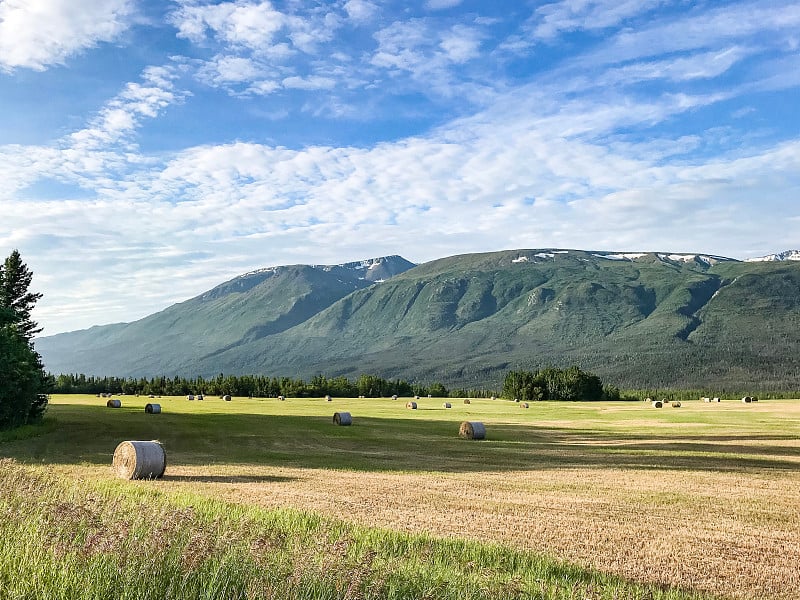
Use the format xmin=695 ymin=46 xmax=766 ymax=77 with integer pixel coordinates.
xmin=3 ymin=395 xmax=799 ymax=599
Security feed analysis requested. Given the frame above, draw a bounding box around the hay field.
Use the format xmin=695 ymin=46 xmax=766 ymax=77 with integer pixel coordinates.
xmin=2 ymin=394 xmax=799 ymax=599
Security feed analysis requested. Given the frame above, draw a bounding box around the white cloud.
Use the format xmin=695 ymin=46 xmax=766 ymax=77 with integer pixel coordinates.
xmin=197 ymin=55 xmax=264 ymax=86
xmin=0 ymin=0 xmax=134 ymax=72
xmin=426 ymin=0 xmax=464 ymax=10
xmin=282 ymin=75 xmax=337 ymax=90
xmin=370 ymin=20 xmax=492 ymax=101
xmin=344 ymin=0 xmax=378 ymax=23
xmin=0 ymin=64 xmax=184 ymax=196
xmin=246 ymin=80 xmax=281 ymax=95
xmin=532 ymin=0 xmax=669 ymax=41
xmin=439 ymin=25 xmax=483 ymax=63
xmin=587 ymin=1 xmax=800 ymax=66
xmin=171 ymin=0 xmax=285 ymax=50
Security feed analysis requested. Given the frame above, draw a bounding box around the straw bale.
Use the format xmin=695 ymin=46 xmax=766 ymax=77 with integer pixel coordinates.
xmin=442 ymin=402 xmax=452 ymax=408
xmin=463 ymin=399 xmax=471 ymax=404
xmin=333 ymin=412 xmax=352 ymax=426
xmin=406 ymin=401 xmax=417 ymax=409
xmin=325 ymin=395 xmax=332 ymax=402
xmin=107 ymin=399 xmax=121 ymax=408
xmin=671 ymin=401 xmax=681 ymax=408
xmin=651 ymin=400 xmax=663 ymax=408
xmin=520 ymin=402 xmax=529 ymax=408
xmin=145 ymin=403 xmax=161 ymax=414
xmin=187 ymin=394 xmax=194 ymax=401
xmin=742 ymin=396 xmax=752 ymax=403
xmin=223 ymin=394 xmax=232 ymax=401
xmin=112 ymin=440 xmax=166 ymax=480
xmin=459 ymin=421 xmax=486 ymax=440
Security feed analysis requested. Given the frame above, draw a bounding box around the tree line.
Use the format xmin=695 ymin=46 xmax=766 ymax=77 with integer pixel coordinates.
xmin=0 ymin=250 xmax=49 ymax=429
xmin=50 ymin=372 xmax=465 ymax=399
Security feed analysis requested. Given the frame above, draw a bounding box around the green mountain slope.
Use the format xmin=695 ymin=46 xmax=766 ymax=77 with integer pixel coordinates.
xmin=36 ymin=250 xmax=800 ymax=390
xmin=37 ymin=256 xmax=415 ymax=377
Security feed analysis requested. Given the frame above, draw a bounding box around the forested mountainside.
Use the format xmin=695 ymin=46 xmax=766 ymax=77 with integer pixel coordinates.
xmin=37 ymin=250 xmax=800 ymax=390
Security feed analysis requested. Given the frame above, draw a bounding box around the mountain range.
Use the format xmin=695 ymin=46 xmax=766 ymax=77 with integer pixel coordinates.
xmin=36 ymin=249 xmax=800 ymax=391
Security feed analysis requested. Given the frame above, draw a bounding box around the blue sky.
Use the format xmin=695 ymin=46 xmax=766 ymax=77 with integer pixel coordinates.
xmin=1 ymin=0 xmax=799 ymax=335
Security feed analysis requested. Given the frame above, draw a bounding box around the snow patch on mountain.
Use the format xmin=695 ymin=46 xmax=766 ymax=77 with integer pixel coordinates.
xmin=657 ymin=253 xmax=732 ymax=266
xmin=746 ymin=250 xmax=800 ymax=262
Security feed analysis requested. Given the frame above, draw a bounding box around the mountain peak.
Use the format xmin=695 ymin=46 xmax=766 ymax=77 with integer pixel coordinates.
xmin=334 ymin=255 xmax=416 ymax=282
xmin=746 ymin=250 xmax=800 ymax=262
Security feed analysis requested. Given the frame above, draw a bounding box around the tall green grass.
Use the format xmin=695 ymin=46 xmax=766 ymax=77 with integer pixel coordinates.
xmin=0 ymin=459 xmax=710 ymax=600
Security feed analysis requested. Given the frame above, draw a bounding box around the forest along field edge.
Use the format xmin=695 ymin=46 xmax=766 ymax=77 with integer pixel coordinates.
xmin=2 ymin=394 xmax=799 ymax=600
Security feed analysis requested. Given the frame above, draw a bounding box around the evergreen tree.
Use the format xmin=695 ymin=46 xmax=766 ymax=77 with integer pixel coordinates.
xmin=0 ymin=250 xmax=43 ymax=341
xmin=0 ymin=250 xmax=49 ymax=429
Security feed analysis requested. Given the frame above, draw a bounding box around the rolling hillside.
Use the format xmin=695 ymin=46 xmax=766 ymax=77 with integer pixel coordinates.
xmin=36 ymin=250 xmax=800 ymax=390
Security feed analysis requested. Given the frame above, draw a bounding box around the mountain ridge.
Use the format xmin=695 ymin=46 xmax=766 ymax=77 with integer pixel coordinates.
xmin=35 ymin=249 xmax=800 ymax=390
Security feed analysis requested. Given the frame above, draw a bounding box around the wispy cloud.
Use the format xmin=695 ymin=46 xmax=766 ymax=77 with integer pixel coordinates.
xmin=531 ymin=0 xmax=671 ymax=41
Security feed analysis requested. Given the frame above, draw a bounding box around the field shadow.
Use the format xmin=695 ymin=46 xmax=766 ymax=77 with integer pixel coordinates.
xmin=2 ymin=403 xmax=798 ymax=475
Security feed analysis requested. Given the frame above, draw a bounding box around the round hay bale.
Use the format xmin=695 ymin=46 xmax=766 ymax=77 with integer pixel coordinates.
xmin=702 ymin=397 xmax=710 ymax=402
xmin=107 ymin=399 xmax=121 ymax=408
xmin=742 ymin=396 xmax=752 ymax=403
xmin=333 ymin=412 xmax=352 ymax=426
xmin=645 ymin=397 xmax=652 ymax=402
xmin=145 ymin=403 xmax=161 ymax=414
xmin=459 ymin=421 xmax=486 ymax=440
xmin=187 ymin=394 xmax=194 ymax=401
xmin=112 ymin=440 xmax=166 ymax=480
xmin=651 ymin=400 xmax=663 ymax=408
xmin=713 ymin=397 xmax=720 ymax=402
xmin=148 ymin=394 xmax=154 ymax=398
xmin=406 ymin=401 xmax=417 ymax=409
xmin=520 ymin=402 xmax=529 ymax=408
xmin=490 ymin=396 xmax=496 ymax=401
xmin=414 ymin=395 xmax=420 ymax=400
xmin=223 ymin=394 xmax=232 ymax=401
xmin=671 ymin=401 xmax=681 ymax=408
xmin=325 ymin=395 xmax=332 ymax=402
xmin=463 ymin=399 xmax=471 ymax=405
xmin=442 ymin=402 xmax=452 ymax=408
xmin=278 ymin=395 xmax=285 ymax=401
xmin=197 ymin=394 xmax=204 ymax=401
xmin=391 ymin=394 xmax=398 ymax=400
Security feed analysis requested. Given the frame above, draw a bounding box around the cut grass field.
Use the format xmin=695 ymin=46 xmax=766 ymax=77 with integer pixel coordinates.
xmin=2 ymin=394 xmax=799 ymax=599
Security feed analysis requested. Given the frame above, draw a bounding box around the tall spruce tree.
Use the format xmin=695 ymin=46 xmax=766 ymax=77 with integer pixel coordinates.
xmin=0 ymin=250 xmax=48 ymax=429
xmin=1 ymin=249 xmax=43 ymax=341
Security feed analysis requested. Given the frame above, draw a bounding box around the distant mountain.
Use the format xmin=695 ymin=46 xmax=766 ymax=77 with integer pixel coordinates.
xmin=38 ymin=255 xmax=415 ymax=377
xmin=746 ymin=250 xmax=800 ymax=262
xmin=36 ymin=249 xmax=800 ymax=390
